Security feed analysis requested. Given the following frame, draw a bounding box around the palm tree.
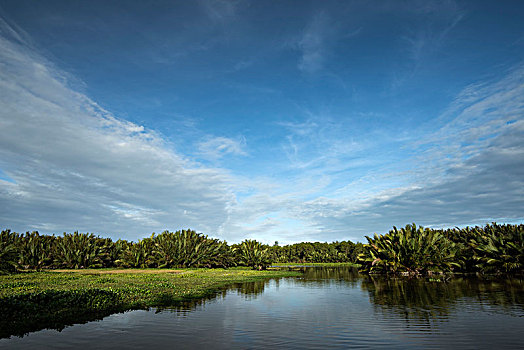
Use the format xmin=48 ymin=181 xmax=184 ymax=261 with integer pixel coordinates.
xmin=470 ymin=223 xmax=524 ymax=273
xmin=151 ymin=229 xmax=231 ymax=268
xmin=0 ymin=230 xmax=19 ymax=273
xmin=18 ymin=231 xmax=54 ymax=270
xmin=358 ymin=224 xmax=460 ymax=276
xmin=53 ymin=232 xmax=105 ymax=268
xmin=235 ymin=240 xmax=272 ymax=270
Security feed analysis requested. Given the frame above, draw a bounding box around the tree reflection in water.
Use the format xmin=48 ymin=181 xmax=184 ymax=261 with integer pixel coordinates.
xmin=299 ymin=266 xmax=361 ymax=285
xmin=3 ymin=267 xmax=523 ymax=338
xmin=1 ymin=277 xmax=285 ymax=338
xmin=360 ymin=274 xmax=524 ymax=325
xmin=171 ymin=267 xmax=524 ymax=326
xmin=154 ymin=278 xmax=280 ymax=317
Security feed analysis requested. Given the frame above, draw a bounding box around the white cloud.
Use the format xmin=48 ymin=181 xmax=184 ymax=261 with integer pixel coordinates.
xmin=218 ymin=64 xmax=524 ymax=243
xmin=284 ymin=65 xmax=524 ymax=239
xmin=0 ymin=12 xmax=521 ymax=245
xmin=0 ymin=25 xmax=235 ymax=241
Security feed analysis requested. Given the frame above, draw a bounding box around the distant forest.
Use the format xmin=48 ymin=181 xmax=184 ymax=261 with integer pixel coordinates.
xmin=1 ymin=223 xmax=522 ymax=276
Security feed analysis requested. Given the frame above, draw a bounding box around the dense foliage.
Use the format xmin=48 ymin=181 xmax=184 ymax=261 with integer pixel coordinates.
xmin=0 ymin=229 xmax=236 ymax=272
xmin=0 ymin=229 xmax=362 ymax=273
xmin=358 ymin=223 xmax=523 ymax=276
xmin=1 ymin=223 xmax=522 ymax=275
xmin=269 ymin=241 xmax=365 ymax=264
xmin=233 ymin=240 xmax=272 ymax=270
xmin=0 ymin=230 xmax=18 ymax=273
xmin=357 ymin=224 xmax=460 ymax=275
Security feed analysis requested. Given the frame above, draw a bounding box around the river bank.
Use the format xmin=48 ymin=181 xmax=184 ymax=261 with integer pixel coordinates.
xmin=0 ymin=268 xmax=301 ymax=338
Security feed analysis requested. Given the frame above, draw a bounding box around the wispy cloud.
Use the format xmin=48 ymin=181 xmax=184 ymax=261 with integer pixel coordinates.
xmin=0 ymin=23 xmax=234 ymax=240
xmin=198 ymin=0 xmax=240 ymax=22
xmin=197 ymin=136 xmax=247 ymax=160
xmin=0 ymin=15 xmax=32 ymax=46
xmin=391 ymin=0 xmax=464 ymax=89
xmin=285 ymin=65 xmax=524 ymax=239
xmin=297 ymin=12 xmax=331 ymax=74
xmin=223 ymin=63 xmax=524 ymax=244
xmin=411 ymin=63 xmax=524 ymax=182
xmin=404 ymin=3 xmax=463 ymax=62
xmin=1 ymin=4 xmax=522 ymax=246
xmin=278 ymin=114 xmax=369 ymax=175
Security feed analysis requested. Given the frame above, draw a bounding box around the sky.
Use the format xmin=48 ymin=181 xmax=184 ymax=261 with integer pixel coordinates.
xmin=0 ymin=0 xmax=523 ymax=244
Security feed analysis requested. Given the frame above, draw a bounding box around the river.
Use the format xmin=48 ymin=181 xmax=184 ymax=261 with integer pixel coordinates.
xmin=2 ymin=267 xmax=523 ymax=349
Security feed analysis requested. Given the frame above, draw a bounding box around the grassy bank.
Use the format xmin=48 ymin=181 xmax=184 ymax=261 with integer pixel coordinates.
xmin=0 ymin=268 xmax=301 ymax=338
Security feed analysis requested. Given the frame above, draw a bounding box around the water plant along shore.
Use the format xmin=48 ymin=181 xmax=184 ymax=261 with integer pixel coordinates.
xmin=1 ymin=223 xmax=522 ymax=276
xmin=0 ymin=268 xmax=301 ymax=338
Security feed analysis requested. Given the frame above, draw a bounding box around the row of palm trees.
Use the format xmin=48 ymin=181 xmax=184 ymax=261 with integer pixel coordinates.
xmin=1 ymin=223 xmax=522 ymax=275
xmin=0 ymin=229 xmax=266 ymax=271
xmin=0 ymin=229 xmax=362 ymax=273
xmin=357 ymin=223 xmax=523 ymax=276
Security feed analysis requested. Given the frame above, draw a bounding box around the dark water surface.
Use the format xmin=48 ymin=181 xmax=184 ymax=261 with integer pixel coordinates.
xmin=2 ymin=267 xmax=523 ymax=349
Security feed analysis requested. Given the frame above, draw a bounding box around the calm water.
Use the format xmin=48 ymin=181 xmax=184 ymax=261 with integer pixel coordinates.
xmin=2 ymin=267 xmax=523 ymax=349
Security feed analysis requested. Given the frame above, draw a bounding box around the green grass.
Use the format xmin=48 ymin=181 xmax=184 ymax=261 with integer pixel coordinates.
xmin=0 ymin=268 xmax=301 ymax=338
xmin=0 ymin=268 xmax=300 ymax=304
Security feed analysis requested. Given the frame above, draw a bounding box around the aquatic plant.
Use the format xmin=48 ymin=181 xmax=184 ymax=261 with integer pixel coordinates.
xmin=1 ymin=223 xmax=522 ymax=274
xmin=120 ymin=238 xmax=155 ymax=268
xmin=17 ymin=231 xmax=54 ymax=270
xmin=0 ymin=230 xmax=19 ymax=274
xmin=53 ymin=232 xmax=106 ymax=269
xmin=357 ymin=224 xmax=460 ymax=276
xmin=152 ymin=229 xmax=231 ymax=268
xmin=0 ymin=268 xmax=300 ymax=338
xmin=234 ymin=239 xmax=272 ymax=270
xmin=469 ymin=223 xmax=524 ymax=273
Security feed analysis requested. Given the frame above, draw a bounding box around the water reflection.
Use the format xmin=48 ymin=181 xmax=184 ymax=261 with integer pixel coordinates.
xmin=230 ymin=279 xmax=271 ymax=297
xmin=2 ymin=267 xmax=524 ymax=348
xmin=299 ymin=266 xmax=361 ymax=283
xmin=156 ymin=278 xmax=280 ymax=317
xmin=0 ymin=305 xmax=125 ymax=339
xmin=361 ymin=275 xmax=524 ymax=323
xmin=1 ymin=275 xmax=291 ymax=339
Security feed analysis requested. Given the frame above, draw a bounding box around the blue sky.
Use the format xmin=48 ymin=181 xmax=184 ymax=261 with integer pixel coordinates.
xmin=0 ymin=0 xmax=523 ymax=243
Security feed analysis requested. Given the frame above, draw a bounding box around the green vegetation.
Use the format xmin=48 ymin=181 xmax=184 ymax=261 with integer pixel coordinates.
xmin=1 ymin=223 xmax=522 ymax=277
xmin=462 ymin=224 xmax=524 ymax=273
xmin=357 ymin=224 xmax=460 ymax=275
xmin=233 ymin=239 xmax=272 ymax=270
xmin=0 ymin=229 xmax=363 ymax=273
xmin=0 ymin=230 xmax=18 ymax=273
xmin=0 ymin=268 xmax=300 ymax=338
xmin=358 ymin=223 xmax=523 ymax=276
xmin=1 ymin=222 xmax=521 ymax=339
xmin=270 ymin=240 xmax=365 ymax=264
xmin=147 ymin=230 xmax=231 ymax=268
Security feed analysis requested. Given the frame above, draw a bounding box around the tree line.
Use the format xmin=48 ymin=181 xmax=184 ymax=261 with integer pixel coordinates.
xmin=1 ymin=223 xmax=522 ymax=275
xmin=0 ymin=229 xmax=360 ymax=272
xmin=358 ymin=223 xmax=523 ymax=276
